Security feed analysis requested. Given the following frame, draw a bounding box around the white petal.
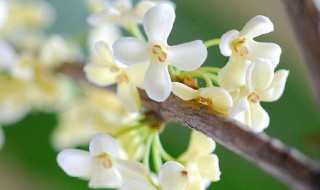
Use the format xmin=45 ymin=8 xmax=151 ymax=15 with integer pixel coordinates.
xmin=114 ymin=159 xmax=148 ymax=180
xmin=230 ymin=97 xmax=250 ymax=117
xmin=247 ymin=41 xmax=282 ymax=67
xmin=144 ymin=63 xmax=171 ymax=102
xmin=260 ymin=70 xmax=289 ymax=102
xmin=132 ymin=1 xmax=156 ymax=18
xmin=159 ymin=161 xmax=188 ymax=190
xmin=84 ymin=64 xmax=118 ymax=86
xmin=125 ymin=62 xmax=149 ymax=89
xmin=117 ymin=79 xmax=141 ymax=112
xmin=168 ymin=40 xmax=207 ymax=71
xmin=95 ymin=41 xmax=115 ymax=63
xmin=89 ymin=168 xmax=123 ymax=188
xmin=120 ymin=179 xmax=155 ymax=190
xmin=0 ymin=127 xmax=4 ymax=150
xmin=0 ymin=0 xmax=7 ymax=29
xmin=240 ymin=15 xmax=274 ymax=39
xmin=218 ymin=55 xmax=249 ymax=91
xmin=248 ymin=102 xmax=270 ymax=132
xmin=185 ymin=173 xmax=205 ymax=190
xmin=246 ymin=59 xmax=274 ymax=92
xmin=172 ymin=82 xmax=199 ymax=101
xmin=87 ymin=8 xmax=120 ymax=26
xmin=113 ymin=37 xmax=150 ymax=65
xmin=89 ymin=133 xmax=119 ymax=157
xmin=143 ymin=4 xmax=175 ymax=44
xmin=197 ymin=154 xmax=221 ymax=182
xmin=0 ymin=101 xmax=31 ymax=125
xmin=0 ymin=39 xmax=18 ymax=71
xmin=57 ymin=149 xmax=93 ymax=178
xmin=185 ymin=130 xmax=215 ymax=156
xmin=219 ymin=30 xmax=239 ymax=56
xmin=199 ymin=87 xmax=233 ymax=114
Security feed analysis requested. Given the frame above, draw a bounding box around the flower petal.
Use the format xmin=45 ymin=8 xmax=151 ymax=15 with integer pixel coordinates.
xmin=117 ymin=78 xmax=141 ymax=112
xmin=167 ymin=40 xmax=207 ymax=71
xmin=197 ymin=154 xmax=221 ymax=182
xmin=114 ymin=158 xmax=148 ymax=180
xmin=89 ymin=133 xmax=119 ymax=157
xmin=89 ymin=168 xmax=123 ymax=188
xmin=159 ymin=161 xmax=188 ymax=190
xmin=125 ymin=62 xmax=149 ymax=89
xmin=185 ymin=173 xmax=205 ymax=190
xmin=230 ymin=97 xmax=250 ymax=117
xmin=199 ymin=87 xmax=233 ymax=114
xmin=0 ymin=0 xmax=7 ymax=29
xmin=84 ymin=64 xmax=118 ymax=86
xmin=120 ymin=179 xmax=155 ymax=190
xmin=240 ymin=15 xmax=274 ymax=39
xmin=0 ymin=100 xmax=31 ymax=125
xmin=218 ymin=55 xmax=249 ymax=91
xmin=132 ymin=0 xmax=156 ymax=18
xmin=95 ymin=41 xmax=115 ymax=63
xmin=57 ymin=149 xmax=93 ymax=178
xmin=246 ymin=58 xmax=274 ymax=92
xmin=247 ymin=41 xmax=282 ymax=67
xmin=0 ymin=39 xmax=18 ymax=71
xmin=260 ymin=69 xmax=289 ymax=102
xmin=183 ymin=131 xmax=215 ymax=157
xmin=143 ymin=4 xmax=175 ymax=44
xmin=248 ymin=102 xmax=270 ymax=132
xmin=172 ymin=82 xmax=199 ymax=101
xmin=113 ymin=37 xmax=150 ymax=65
xmin=144 ymin=63 xmax=171 ymax=102
xmin=219 ymin=30 xmax=239 ymax=56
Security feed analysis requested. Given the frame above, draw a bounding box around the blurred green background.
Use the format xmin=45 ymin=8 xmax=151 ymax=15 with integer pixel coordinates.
xmin=1 ymin=0 xmax=320 ymax=189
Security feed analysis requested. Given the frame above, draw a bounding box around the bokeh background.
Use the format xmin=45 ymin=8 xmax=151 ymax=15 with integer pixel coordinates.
xmin=0 ymin=0 xmax=320 ymax=189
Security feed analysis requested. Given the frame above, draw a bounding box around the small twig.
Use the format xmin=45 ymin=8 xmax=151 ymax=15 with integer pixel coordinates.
xmin=282 ymin=0 xmax=320 ymax=107
xmin=58 ymin=63 xmax=320 ymax=190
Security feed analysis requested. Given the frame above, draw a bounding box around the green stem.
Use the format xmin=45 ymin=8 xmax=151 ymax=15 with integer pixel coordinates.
xmin=112 ymin=124 xmax=144 ymax=139
xmin=198 ymin=67 xmax=220 ymax=73
xmin=152 ymin=133 xmax=163 ymax=173
xmin=143 ymin=134 xmax=154 ymax=171
xmin=194 ymin=71 xmax=213 ymax=87
xmin=207 ymin=73 xmax=219 ymax=85
xmin=204 ymin=38 xmax=221 ymax=48
xmin=129 ymin=129 xmax=148 ymax=159
xmin=155 ymin=133 xmax=177 ymax=161
xmin=128 ymin=24 xmax=146 ymax=41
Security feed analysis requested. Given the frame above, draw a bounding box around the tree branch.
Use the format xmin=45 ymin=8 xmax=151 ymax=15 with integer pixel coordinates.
xmin=282 ymin=0 xmax=320 ymax=107
xmin=58 ymin=63 xmax=320 ymax=190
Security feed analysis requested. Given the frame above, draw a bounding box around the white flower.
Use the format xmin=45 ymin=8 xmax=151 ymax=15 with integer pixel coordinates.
xmin=231 ymin=59 xmax=289 ymax=132
xmin=218 ymin=15 xmax=282 ymax=91
xmin=0 ymin=0 xmax=8 ymax=29
xmin=179 ymin=131 xmax=220 ymax=190
xmin=87 ymin=0 xmax=157 ymax=28
xmin=172 ymin=82 xmax=232 ymax=114
xmin=113 ymin=4 xmax=207 ymax=102
xmin=84 ymin=41 xmax=148 ymax=112
xmin=120 ymin=161 xmax=189 ymax=190
xmin=0 ymin=39 xmax=18 ymax=71
xmin=57 ymin=133 xmax=148 ymax=189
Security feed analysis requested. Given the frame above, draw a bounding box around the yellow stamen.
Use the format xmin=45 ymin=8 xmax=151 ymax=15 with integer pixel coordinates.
xmin=116 ymin=73 xmax=129 ymax=83
xmin=247 ymin=92 xmax=260 ymax=103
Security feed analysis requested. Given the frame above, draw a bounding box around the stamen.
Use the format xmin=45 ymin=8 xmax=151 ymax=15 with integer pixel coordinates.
xmin=110 ymin=66 xmax=120 ymax=73
xmin=96 ymin=153 xmax=107 ymax=158
xmin=232 ymin=38 xmax=248 ymax=56
xmin=152 ymin=45 xmax=162 ymax=54
xmin=158 ymin=52 xmax=167 ymax=62
xmin=247 ymin=92 xmax=260 ymax=103
xmin=180 ymin=170 xmax=188 ymax=177
xmin=116 ymin=73 xmax=129 ymax=83
xmin=102 ymin=158 xmax=113 ymax=169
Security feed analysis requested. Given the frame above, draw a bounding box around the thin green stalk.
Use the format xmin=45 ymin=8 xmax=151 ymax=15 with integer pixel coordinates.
xmin=198 ymin=67 xmax=220 ymax=73
xmin=129 ymin=130 xmax=148 ymax=159
xmin=194 ymin=71 xmax=213 ymax=87
xmin=128 ymin=24 xmax=146 ymax=41
xmin=143 ymin=134 xmax=154 ymax=171
xmin=207 ymin=73 xmax=219 ymax=85
xmin=112 ymin=124 xmax=144 ymax=139
xmin=155 ymin=133 xmax=177 ymax=162
xmin=152 ymin=133 xmax=163 ymax=173
xmin=204 ymin=38 xmax=220 ymax=48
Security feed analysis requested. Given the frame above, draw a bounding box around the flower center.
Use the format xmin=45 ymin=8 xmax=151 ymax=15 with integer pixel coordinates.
xmin=232 ymin=39 xmax=248 ymax=56
xmin=116 ymin=73 xmax=129 ymax=83
xmin=247 ymin=92 xmax=260 ymax=103
xmin=152 ymin=44 xmax=168 ymax=63
xmin=96 ymin=153 xmax=113 ymax=169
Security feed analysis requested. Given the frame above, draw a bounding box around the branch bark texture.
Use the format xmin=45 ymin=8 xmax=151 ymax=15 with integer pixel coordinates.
xmin=58 ymin=64 xmax=320 ymax=190
xmin=282 ymin=0 xmax=320 ymax=106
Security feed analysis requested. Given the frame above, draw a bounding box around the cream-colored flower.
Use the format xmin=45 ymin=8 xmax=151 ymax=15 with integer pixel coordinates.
xmin=88 ymin=0 xmax=156 ymax=28
xmin=84 ymin=41 xmax=148 ymax=112
xmin=231 ymin=58 xmax=289 ymax=132
xmin=113 ymin=4 xmax=207 ymax=102
xmin=0 ymin=0 xmax=7 ymax=29
xmin=172 ymin=82 xmax=232 ymax=114
xmin=120 ymin=161 xmax=189 ymax=190
xmin=52 ymin=86 xmax=135 ymax=150
xmin=57 ymin=133 xmax=148 ymax=189
xmin=0 ymin=39 xmax=18 ymax=71
xmin=179 ymin=131 xmax=220 ymax=190
xmin=218 ymin=15 xmax=282 ymax=91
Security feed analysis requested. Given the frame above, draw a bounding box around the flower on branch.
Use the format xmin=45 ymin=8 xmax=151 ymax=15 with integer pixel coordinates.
xmin=113 ymin=4 xmax=208 ymax=102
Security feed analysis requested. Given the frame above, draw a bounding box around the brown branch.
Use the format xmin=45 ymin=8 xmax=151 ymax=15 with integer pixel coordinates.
xmin=282 ymin=0 xmax=320 ymax=107
xmin=58 ymin=63 xmax=320 ymax=190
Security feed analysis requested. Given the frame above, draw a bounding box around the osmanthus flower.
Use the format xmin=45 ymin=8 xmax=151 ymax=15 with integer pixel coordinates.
xmin=52 ymin=86 xmax=136 ymax=150
xmin=231 ymin=59 xmax=289 ymax=132
xmin=87 ymin=0 xmax=157 ymax=29
xmin=172 ymin=82 xmax=233 ymax=114
xmin=84 ymin=41 xmax=148 ymax=112
xmin=0 ymin=39 xmax=18 ymax=71
xmin=0 ymin=0 xmax=7 ymax=29
xmin=218 ymin=15 xmax=282 ymax=91
xmin=57 ymin=133 xmax=148 ymax=189
xmin=178 ymin=131 xmax=221 ymax=190
xmin=120 ymin=161 xmax=189 ymax=190
xmin=113 ymin=4 xmax=208 ymax=102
